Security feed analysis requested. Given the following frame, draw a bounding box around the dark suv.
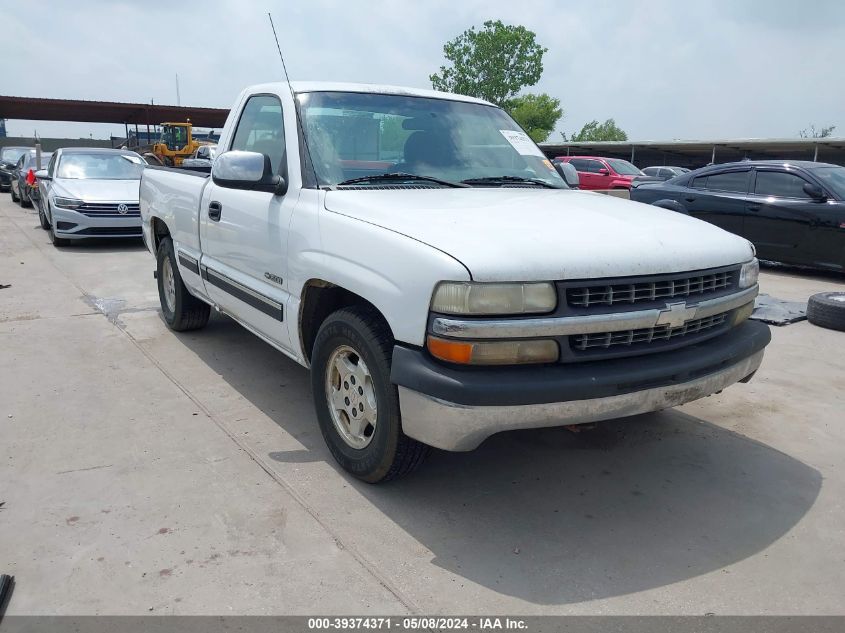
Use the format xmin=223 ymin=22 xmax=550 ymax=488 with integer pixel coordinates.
xmin=0 ymin=146 xmax=31 ymax=191
xmin=630 ymin=160 xmax=845 ymax=272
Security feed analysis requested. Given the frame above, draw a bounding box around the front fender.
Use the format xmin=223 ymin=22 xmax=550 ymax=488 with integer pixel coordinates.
xmin=287 ymin=200 xmax=470 ymax=349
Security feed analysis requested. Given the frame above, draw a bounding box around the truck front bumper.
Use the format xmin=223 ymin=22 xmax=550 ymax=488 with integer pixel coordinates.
xmin=391 ymin=320 xmax=770 ymax=451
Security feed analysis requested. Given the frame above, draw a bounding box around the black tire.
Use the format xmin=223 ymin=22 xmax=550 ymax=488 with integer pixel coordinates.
xmin=37 ymin=200 xmax=50 ymax=230
xmin=10 ymin=185 xmax=19 ymax=203
xmin=48 ymin=206 xmax=70 ymax=247
xmin=311 ymin=306 xmax=430 ymax=483
xmin=20 ymin=187 xmax=32 ymax=208
xmin=807 ymin=292 xmax=845 ymax=332
xmin=156 ymin=237 xmax=210 ymax=331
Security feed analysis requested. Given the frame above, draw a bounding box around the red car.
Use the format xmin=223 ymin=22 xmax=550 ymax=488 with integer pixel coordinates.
xmin=555 ymin=155 xmax=653 ymax=191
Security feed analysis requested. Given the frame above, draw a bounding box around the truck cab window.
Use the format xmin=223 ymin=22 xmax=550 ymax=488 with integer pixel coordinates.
xmin=231 ymin=95 xmax=286 ymax=175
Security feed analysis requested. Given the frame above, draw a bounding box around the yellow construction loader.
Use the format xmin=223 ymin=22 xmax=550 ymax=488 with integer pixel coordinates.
xmin=140 ymin=121 xmax=203 ymax=167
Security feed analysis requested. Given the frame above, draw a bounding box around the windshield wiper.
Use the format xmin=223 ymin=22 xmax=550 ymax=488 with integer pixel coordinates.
xmin=335 ymin=172 xmax=469 ymax=188
xmin=461 ymin=176 xmax=560 ymax=189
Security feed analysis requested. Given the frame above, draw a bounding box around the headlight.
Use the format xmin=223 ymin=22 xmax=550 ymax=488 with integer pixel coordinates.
xmin=54 ymin=197 xmax=83 ymax=209
xmin=427 ymin=336 xmax=559 ymax=365
xmin=739 ymin=258 xmax=759 ymax=289
xmin=431 ymin=281 xmax=557 ymax=315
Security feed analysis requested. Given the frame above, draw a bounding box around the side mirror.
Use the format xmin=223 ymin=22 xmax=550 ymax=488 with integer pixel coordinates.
xmin=803 ymin=182 xmax=827 ymax=201
xmin=35 ymin=169 xmax=50 ymax=181
xmin=554 ymin=162 xmax=580 ymax=188
xmin=212 ymin=150 xmax=287 ymax=195
xmin=597 ymin=168 xmax=610 ymax=176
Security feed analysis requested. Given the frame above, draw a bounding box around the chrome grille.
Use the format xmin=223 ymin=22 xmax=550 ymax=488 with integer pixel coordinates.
xmin=571 ymin=313 xmax=728 ymax=351
xmin=77 ymin=202 xmax=140 ymax=217
xmin=568 ymin=270 xmax=734 ymax=308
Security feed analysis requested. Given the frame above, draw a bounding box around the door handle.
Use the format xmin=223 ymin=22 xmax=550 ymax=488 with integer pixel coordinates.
xmin=208 ymin=201 xmax=222 ymax=221
xmin=684 ymin=196 xmax=696 ymax=202
xmin=747 ymin=205 xmax=761 ymax=212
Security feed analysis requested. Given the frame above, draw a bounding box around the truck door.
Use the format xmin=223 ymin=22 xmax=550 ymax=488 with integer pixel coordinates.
xmin=744 ymin=168 xmax=818 ymax=265
xmin=199 ymin=94 xmax=296 ymax=350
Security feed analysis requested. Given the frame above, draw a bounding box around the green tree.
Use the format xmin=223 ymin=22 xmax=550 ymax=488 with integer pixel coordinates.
xmin=565 ymin=118 xmax=628 ymax=142
xmin=799 ymin=124 xmax=836 ymax=138
xmin=506 ymin=93 xmax=562 ymax=143
xmin=430 ymin=20 xmax=547 ymax=106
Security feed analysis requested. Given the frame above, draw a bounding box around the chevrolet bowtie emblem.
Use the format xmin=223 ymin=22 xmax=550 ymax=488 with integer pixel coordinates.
xmin=656 ymin=301 xmax=697 ymax=328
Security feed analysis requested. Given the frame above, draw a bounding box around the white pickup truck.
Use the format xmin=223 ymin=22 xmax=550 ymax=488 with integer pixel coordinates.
xmin=140 ymin=82 xmax=771 ymax=482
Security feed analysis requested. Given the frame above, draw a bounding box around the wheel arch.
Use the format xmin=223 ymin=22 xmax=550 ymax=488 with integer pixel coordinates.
xmin=652 ymin=199 xmax=689 ymax=214
xmin=150 ymin=216 xmax=172 ymax=252
xmin=298 ymin=279 xmax=394 ymax=365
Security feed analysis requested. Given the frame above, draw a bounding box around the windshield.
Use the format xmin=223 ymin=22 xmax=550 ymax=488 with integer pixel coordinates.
xmin=298 ymin=91 xmax=565 ymax=188
xmin=1 ymin=147 xmax=29 ymax=164
xmin=161 ymin=126 xmax=188 ymax=151
xmin=24 ymin=152 xmax=52 ymax=169
xmin=57 ymin=153 xmax=145 ymax=180
xmin=812 ymin=166 xmax=845 ymax=199
xmin=607 ymin=159 xmax=643 ymax=176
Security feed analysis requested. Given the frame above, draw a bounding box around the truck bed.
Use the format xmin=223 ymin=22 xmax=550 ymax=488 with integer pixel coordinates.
xmin=140 ymin=166 xmax=209 ymax=257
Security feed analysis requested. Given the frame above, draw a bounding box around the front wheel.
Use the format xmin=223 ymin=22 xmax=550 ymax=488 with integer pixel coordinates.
xmin=48 ymin=207 xmax=70 ymax=247
xmin=311 ymin=306 xmax=430 ymax=483
xmin=38 ymin=200 xmax=50 ymax=229
xmin=156 ymin=237 xmax=210 ymax=331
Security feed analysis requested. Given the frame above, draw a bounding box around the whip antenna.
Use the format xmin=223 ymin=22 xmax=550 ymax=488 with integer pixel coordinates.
xmin=267 ymin=12 xmax=320 ymax=187
xmin=268 ymin=12 xmax=295 ymax=98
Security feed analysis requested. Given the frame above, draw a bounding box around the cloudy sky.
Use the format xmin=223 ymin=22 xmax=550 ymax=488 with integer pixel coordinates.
xmin=3 ymin=0 xmax=844 ymax=141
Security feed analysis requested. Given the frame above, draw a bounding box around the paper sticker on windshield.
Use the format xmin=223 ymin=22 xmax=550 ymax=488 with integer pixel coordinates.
xmin=500 ymin=130 xmax=546 ymax=157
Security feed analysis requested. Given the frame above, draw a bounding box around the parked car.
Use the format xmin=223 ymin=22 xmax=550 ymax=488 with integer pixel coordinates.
xmin=630 ymin=160 xmax=845 ymax=272
xmin=0 ymin=146 xmax=31 ymax=191
xmin=555 ymin=155 xmax=660 ymax=190
xmin=36 ymin=148 xmax=146 ymax=246
xmin=180 ymin=144 xmax=217 ymax=172
xmin=140 ymin=81 xmax=769 ymax=482
xmin=10 ymin=149 xmax=52 ymax=207
xmin=641 ymin=165 xmax=691 ymax=180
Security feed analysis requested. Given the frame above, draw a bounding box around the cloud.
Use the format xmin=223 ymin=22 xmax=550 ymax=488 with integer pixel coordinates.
xmin=3 ymin=0 xmax=844 ymax=141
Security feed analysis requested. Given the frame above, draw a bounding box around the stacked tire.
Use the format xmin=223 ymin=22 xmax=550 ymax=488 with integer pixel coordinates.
xmin=807 ymin=293 xmax=845 ymax=332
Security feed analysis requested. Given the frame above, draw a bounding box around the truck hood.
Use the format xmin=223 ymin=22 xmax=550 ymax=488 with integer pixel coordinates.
xmin=53 ymin=178 xmax=141 ymax=202
xmin=323 ymin=189 xmax=754 ymax=281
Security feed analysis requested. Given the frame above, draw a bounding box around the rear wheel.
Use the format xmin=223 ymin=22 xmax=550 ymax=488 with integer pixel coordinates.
xmin=10 ymin=184 xmax=19 ymax=203
xmin=156 ymin=237 xmax=210 ymax=331
xmin=311 ymin=306 xmax=430 ymax=483
xmin=20 ymin=187 xmax=32 ymax=207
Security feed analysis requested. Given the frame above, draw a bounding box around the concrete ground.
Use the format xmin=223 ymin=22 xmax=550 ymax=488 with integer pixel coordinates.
xmin=0 ymin=194 xmax=843 ymax=616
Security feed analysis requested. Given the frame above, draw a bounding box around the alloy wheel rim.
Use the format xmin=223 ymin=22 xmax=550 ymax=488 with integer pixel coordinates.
xmin=325 ymin=345 xmax=378 ymax=449
xmin=162 ymin=256 xmax=176 ymax=313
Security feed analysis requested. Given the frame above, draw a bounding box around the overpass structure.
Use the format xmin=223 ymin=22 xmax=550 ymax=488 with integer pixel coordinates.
xmin=0 ymin=95 xmax=229 ymax=131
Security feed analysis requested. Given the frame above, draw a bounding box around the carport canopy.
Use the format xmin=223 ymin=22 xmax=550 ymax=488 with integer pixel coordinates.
xmin=540 ymin=138 xmax=845 ymax=169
